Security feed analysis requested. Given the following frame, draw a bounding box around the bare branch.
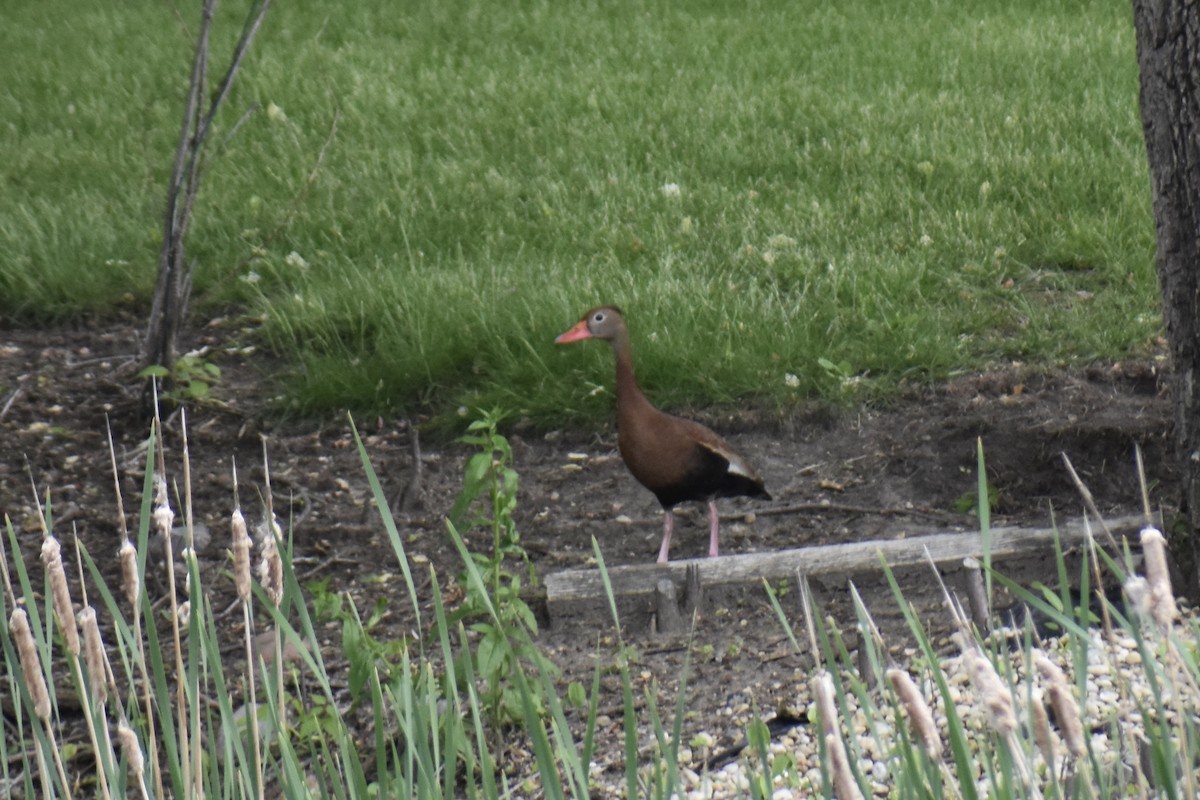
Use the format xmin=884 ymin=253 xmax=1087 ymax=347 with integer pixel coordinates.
xmin=144 ymin=0 xmax=272 ymax=382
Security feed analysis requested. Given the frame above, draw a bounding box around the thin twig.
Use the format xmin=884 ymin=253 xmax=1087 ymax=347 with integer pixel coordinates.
xmin=193 ymin=0 xmax=272 ymax=147
xmin=0 ymin=386 xmax=21 ymax=421
xmin=1059 ymin=453 xmax=1119 ymax=550
xmin=398 ymin=420 xmax=424 ymax=513
xmin=1080 ymin=513 xmax=1116 ymax=642
xmin=219 ymin=101 xmax=261 ymax=150
xmin=1134 ymin=442 xmax=1153 ymax=526
xmin=798 ymin=572 xmax=820 ymax=664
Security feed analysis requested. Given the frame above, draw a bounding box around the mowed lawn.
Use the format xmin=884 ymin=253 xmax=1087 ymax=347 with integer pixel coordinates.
xmin=0 ymin=0 xmax=1156 ymax=425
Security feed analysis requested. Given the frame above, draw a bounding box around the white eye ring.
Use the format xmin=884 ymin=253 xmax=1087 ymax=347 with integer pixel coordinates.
xmin=593 ymin=312 xmax=605 ymax=322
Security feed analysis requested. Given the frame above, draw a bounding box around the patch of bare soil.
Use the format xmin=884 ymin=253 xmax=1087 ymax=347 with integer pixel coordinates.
xmin=0 ymin=319 xmax=1175 ymax=784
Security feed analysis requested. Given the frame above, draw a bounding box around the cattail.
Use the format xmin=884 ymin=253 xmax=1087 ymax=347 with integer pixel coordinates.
xmin=231 ymin=507 xmax=252 ymax=602
xmin=117 ymin=720 xmax=144 ymax=774
xmin=152 ymin=474 xmax=174 ymax=539
xmin=1140 ymin=527 xmax=1177 ymax=626
xmin=78 ymin=607 xmax=110 ymax=704
xmin=887 ymin=668 xmax=943 ymax=760
xmin=1124 ymin=575 xmax=1152 ymax=622
xmin=813 ymin=673 xmax=863 ymax=800
xmin=964 ymin=648 xmax=1016 ymax=736
xmin=41 ymin=535 xmax=80 ymax=657
xmin=1029 ymin=688 xmax=1056 ymax=769
xmin=814 ymin=671 xmax=839 ymax=737
xmin=825 ymin=732 xmax=863 ymax=800
xmin=10 ymin=607 xmax=51 ymax=721
xmin=1034 ymin=652 xmax=1086 ymax=759
xmin=181 ymin=546 xmax=195 ymax=595
xmin=119 ymin=538 xmax=140 ymax=612
xmin=259 ymin=520 xmax=283 ymax=607
xmin=117 ymin=720 xmax=149 ymax=800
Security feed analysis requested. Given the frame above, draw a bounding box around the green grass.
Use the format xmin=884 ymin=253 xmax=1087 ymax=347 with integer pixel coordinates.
xmin=0 ymin=0 xmax=1157 ymax=424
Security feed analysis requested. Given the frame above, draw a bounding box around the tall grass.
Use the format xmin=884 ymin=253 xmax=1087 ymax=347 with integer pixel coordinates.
xmin=0 ymin=408 xmax=700 ymax=798
xmin=756 ymin=459 xmax=1200 ymax=800
xmin=0 ymin=0 xmax=1157 ymax=423
xmin=1 ymin=407 xmax=1198 ymax=797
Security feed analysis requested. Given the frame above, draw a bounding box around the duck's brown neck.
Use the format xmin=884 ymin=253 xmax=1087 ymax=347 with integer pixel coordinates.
xmin=611 ymin=330 xmax=655 ymax=413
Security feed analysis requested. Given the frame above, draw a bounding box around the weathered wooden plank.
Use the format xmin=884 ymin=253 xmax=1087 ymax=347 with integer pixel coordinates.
xmin=544 ymin=513 xmax=1153 ymax=616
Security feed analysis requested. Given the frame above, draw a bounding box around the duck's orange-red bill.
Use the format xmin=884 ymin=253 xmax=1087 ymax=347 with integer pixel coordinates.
xmin=554 ymin=321 xmax=593 ymax=344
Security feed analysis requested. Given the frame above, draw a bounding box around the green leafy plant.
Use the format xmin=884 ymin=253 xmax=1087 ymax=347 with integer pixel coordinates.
xmin=954 ymin=478 xmax=998 ymax=514
xmin=306 ymin=579 xmax=411 ymax=706
xmin=138 ymin=352 xmax=222 ymax=403
xmin=440 ymin=408 xmax=552 ymax=729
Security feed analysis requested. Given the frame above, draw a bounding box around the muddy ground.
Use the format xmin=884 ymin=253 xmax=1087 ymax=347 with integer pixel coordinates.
xmin=0 ymin=318 xmax=1176 ymax=784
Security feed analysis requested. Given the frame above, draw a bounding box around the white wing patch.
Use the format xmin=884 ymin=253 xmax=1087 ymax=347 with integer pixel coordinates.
xmin=725 ymin=458 xmax=754 ymax=479
xmin=697 ymin=438 xmax=756 ymax=479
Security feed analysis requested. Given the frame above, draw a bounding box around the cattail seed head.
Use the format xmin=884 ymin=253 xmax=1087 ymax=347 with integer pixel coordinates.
xmin=259 ymin=521 xmax=284 ymax=607
xmin=152 ymin=475 xmax=174 ymax=539
xmin=1124 ymin=575 xmax=1152 ymax=621
xmin=231 ymin=507 xmax=252 ymax=601
xmin=1034 ymin=651 xmax=1086 ymax=758
xmin=812 ymin=672 xmax=863 ymax=800
xmin=824 ymin=731 xmax=864 ymax=800
xmin=1030 ymin=688 xmax=1056 ymax=769
xmin=887 ymin=667 xmax=943 ymax=760
xmin=1140 ymin=527 xmax=1178 ymax=625
xmin=964 ymin=648 xmax=1016 ymax=736
xmin=1033 ymin=651 xmax=1067 ymax=685
xmin=813 ymin=672 xmax=840 ymax=738
xmin=10 ymin=607 xmax=51 ymax=721
xmin=117 ymin=720 xmax=145 ymax=777
xmin=181 ymin=546 xmax=195 ymax=595
xmin=119 ymin=539 xmax=140 ymax=612
xmin=41 ymin=535 xmax=80 ymax=657
xmin=78 ymin=606 xmax=109 ymax=704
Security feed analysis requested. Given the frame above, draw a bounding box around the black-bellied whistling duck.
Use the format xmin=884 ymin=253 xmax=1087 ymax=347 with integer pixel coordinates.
xmin=555 ymin=306 xmax=771 ymax=563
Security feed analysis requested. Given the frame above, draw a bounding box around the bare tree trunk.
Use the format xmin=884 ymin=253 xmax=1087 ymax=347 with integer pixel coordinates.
xmin=1133 ymin=0 xmax=1200 ymax=596
xmin=143 ymin=0 xmax=212 ymax=377
xmin=142 ymin=0 xmax=271 ymax=381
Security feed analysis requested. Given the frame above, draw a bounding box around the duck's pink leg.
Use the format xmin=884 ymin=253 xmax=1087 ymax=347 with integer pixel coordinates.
xmin=707 ymin=500 xmax=720 ymax=558
xmin=656 ymin=510 xmax=674 ymax=564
